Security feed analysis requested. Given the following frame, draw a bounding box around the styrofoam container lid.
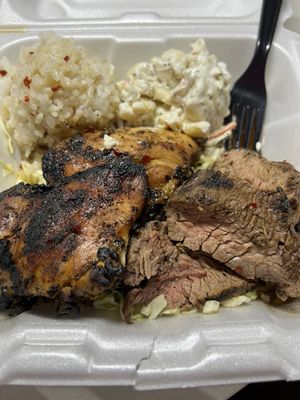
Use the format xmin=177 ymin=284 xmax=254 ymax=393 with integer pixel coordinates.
xmin=0 ymin=0 xmax=300 ymax=390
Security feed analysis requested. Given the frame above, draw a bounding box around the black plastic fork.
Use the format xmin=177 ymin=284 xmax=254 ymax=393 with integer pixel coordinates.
xmin=226 ymin=0 xmax=282 ymax=151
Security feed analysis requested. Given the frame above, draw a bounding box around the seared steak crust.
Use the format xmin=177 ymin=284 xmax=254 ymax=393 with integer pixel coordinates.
xmin=216 ymin=149 xmax=300 ymax=226
xmin=215 ymin=149 xmax=300 ymax=196
xmin=167 ymin=166 xmax=300 ymax=299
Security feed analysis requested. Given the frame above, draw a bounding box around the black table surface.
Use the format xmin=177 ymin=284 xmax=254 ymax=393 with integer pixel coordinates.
xmin=230 ymin=381 xmax=300 ymax=399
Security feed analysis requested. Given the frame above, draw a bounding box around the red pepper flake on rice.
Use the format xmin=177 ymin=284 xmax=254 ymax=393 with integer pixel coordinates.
xmin=52 ymin=86 xmax=61 ymax=92
xmin=64 ymin=55 xmax=70 ymax=62
xmin=23 ymin=76 xmax=32 ymax=88
xmin=24 ymin=95 xmax=30 ymax=102
xmin=0 ymin=70 xmax=7 ymax=77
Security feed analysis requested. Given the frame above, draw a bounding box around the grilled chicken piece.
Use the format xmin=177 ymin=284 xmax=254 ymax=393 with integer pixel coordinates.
xmin=42 ymin=127 xmax=198 ymax=204
xmin=0 ymin=156 xmax=147 ymax=306
xmin=0 ymin=183 xmax=50 ymax=241
xmin=0 ymin=183 xmax=50 ymax=310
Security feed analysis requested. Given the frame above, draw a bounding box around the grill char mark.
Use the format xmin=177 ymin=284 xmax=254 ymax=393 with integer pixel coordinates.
xmin=0 ymin=155 xmax=148 ymax=306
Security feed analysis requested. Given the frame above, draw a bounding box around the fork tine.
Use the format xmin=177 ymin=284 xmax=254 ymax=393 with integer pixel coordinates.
xmin=245 ymin=108 xmax=257 ymax=149
xmin=226 ymin=105 xmax=263 ymax=151
xmin=253 ymin=108 xmax=265 ymax=149
xmin=235 ymin=104 xmax=246 ymax=148
xmin=224 ymin=0 xmax=282 ymax=153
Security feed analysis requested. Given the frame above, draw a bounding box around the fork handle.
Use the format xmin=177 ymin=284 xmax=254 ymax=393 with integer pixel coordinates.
xmin=256 ymin=0 xmax=282 ymax=60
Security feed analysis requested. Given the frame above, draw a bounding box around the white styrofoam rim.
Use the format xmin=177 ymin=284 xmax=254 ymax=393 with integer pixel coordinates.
xmin=0 ymin=0 xmax=300 ymax=390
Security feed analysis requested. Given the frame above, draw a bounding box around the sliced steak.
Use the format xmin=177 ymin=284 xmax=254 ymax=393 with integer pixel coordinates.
xmin=166 ymin=168 xmax=300 ymax=300
xmin=123 ymin=221 xmax=253 ymax=321
xmin=215 ymin=149 xmax=300 ymax=225
xmin=215 ymin=149 xmax=300 ymax=196
xmin=124 ymin=221 xmax=179 ymax=287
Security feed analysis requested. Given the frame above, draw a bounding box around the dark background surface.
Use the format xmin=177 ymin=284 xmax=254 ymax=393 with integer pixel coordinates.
xmin=230 ymin=381 xmax=300 ymax=399
xmin=0 ymin=381 xmax=299 ymax=399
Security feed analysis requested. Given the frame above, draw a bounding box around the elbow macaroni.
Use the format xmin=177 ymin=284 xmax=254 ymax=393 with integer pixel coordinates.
xmin=117 ymin=39 xmax=231 ymax=138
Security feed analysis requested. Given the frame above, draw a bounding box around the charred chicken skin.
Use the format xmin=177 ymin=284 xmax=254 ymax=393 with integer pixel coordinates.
xmin=0 ymin=127 xmax=197 ymax=314
xmin=42 ymin=127 xmax=198 ymax=204
xmin=0 ymin=183 xmax=51 ymax=307
xmin=0 ymin=183 xmax=50 ymax=242
xmin=0 ymin=156 xmax=147 ymax=307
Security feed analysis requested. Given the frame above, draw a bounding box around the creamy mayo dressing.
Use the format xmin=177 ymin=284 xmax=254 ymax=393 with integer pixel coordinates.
xmin=117 ymin=39 xmax=231 ymax=138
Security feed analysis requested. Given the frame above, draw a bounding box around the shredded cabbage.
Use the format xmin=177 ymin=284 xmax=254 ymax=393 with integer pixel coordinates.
xmin=0 ymin=116 xmax=46 ymax=185
xmin=198 ymin=146 xmax=225 ymax=170
xmin=16 ymin=160 xmax=45 ymax=185
xmin=0 ymin=117 xmax=14 ymax=155
xmin=221 ymin=291 xmax=256 ymax=308
xmin=0 ymin=159 xmax=14 ymax=177
xmin=140 ymin=294 xmax=167 ymax=319
xmin=162 ymin=308 xmax=180 ymax=316
xmin=195 ymin=122 xmax=235 ymax=170
xmin=93 ymin=290 xmax=258 ymax=321
xmin=93 ymin=292 xmax=122 ymax=311
xmin=182 ymin=309 xmax=198 ymax=315
xmin=245 ymin=290 xmax=258 ymax=301
xmin=203 ymin=300 xmax=220 ymax=314
xmin=0 ymin=158 xmax=45 ymax=185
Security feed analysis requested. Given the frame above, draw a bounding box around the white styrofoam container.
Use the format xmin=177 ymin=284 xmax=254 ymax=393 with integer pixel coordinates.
xmin=0 ymin=0 xmax=300 ymax=390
